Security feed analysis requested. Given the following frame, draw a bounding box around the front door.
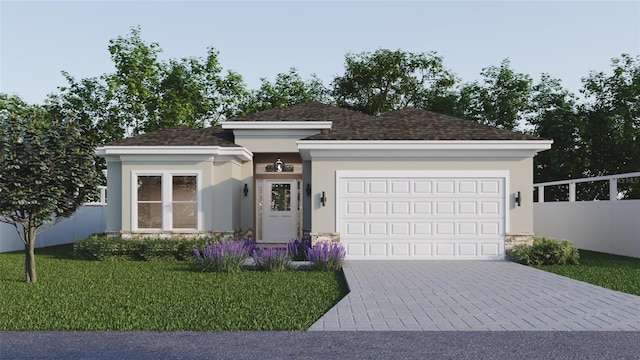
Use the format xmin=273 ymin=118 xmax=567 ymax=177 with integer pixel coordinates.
xmin=260 ymin=179 xmax=298 ymax=243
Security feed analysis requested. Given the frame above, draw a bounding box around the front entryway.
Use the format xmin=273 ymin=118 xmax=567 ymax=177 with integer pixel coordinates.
xmin=258 ymin=179 xmax=300 ymax=243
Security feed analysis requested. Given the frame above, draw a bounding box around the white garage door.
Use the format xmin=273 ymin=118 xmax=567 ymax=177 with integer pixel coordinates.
xmin=337 ymin=171 xmax=507 ymax=259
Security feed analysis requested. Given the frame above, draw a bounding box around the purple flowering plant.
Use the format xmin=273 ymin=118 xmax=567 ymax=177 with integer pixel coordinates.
xmin=287 ymin=238 xmax=311 ymax=261
xmin=252 ymin=246 xmax=290 ymax=272
xmin=305 ymin=241 xmax=346 ymax=271
xmin=194 ymin=239 xmax=252 ymax=273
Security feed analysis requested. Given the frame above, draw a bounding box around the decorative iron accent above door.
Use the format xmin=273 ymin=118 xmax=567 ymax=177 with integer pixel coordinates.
xmin=265 ymin=158 xmax=294 ymax=173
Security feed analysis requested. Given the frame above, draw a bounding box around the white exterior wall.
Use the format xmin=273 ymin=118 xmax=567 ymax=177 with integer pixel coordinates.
xmin=310 ymin=157 xmax=534 ymax=236
xmin=0 ymin=204 xmax=107 ymax=253
xmin=234 ymin=132 xmax=319 ymax=153
xmin=534 ymin=200 xmax=640 ymax=258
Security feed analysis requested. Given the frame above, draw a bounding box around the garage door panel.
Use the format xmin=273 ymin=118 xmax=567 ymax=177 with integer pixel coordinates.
xmin=414 ymin=243 xmax=432 ymax=256
xmin=391 ymin=181 xmax=411 ymax=194
xmin=458 ymin=243 xmax=478 ymax=256
xmin=435 ymin=180 xmax=455 ymax=194
xmin=368 ymin=181 xmax=388 ymax=193
xmin=369 ymin=243 xmax=388 ymax=256
xmin=413 ymin=181 xmax=433 ymax=194
xmin=458 ymin=222 xmax=478 ymax=235
xmin=368 ymin=222 xmax=387 ymax=235
xmin=346 ymin=222 xmax=365 ymax=236
xmin=458 ymin=181 xmax=478 ymax=194
xmin=339 ymin=175 xmax=505 ymax=259
xmin=368 ymin=201 xmax=388 ymax=215
xmin=413 ymin=222 xmax=432 ymax=235
xmin=480 ymin=180 xmax=500 ymax=194
xmin=346 ymin=180 xmax=366 ymax=194
xmin=346 ymin=201 xmax=366 ymax=215
xmin=391 ymin=201 xmax=410 ymax=215
xmin=435 ymin=222 xmax=455 ymax=235
xmin=390 ymin=222 xmax=410 ymax=235
xmin=435 ymin=201 xmax=455 ymax=215
xmin=391 ymin=243 xmax=410 ymax=256
xmin=413 ymin=202 xmax=432 ymax=215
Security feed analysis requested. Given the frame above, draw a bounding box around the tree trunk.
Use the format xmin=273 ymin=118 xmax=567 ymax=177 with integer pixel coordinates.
xmin=24 ymin=226 xmax=37 ymax=283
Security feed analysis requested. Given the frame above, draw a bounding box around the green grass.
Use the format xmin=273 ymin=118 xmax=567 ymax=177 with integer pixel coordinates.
xmin=0 ymin=245 xmax=348 ymax=331
xmin=533 ymin=250 xmax=640 ymax=296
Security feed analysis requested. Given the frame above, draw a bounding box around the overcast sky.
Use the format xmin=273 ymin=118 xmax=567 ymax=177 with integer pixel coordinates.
xmin=1 ymin=1 xmax=639 ymax=105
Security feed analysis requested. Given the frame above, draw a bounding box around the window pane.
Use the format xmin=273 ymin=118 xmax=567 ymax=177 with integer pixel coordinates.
xmin=138 ymin=176 xmax=162 ymax=201
xmin=173 ymin=203 xmax=197 ymax=228
xmin=271 ymin=183 xmax=291 ymax=211
xmin=173 ymin=176 xmax=196 ymax=201
xmin=138 ymin=203 xmax=162 ymax=228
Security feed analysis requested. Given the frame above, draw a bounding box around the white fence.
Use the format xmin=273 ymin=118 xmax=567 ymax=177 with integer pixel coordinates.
xmin=0 ymin=187 xmax=107 ymax=253
xmin=533 ymin=172 xmax=640 ymax=258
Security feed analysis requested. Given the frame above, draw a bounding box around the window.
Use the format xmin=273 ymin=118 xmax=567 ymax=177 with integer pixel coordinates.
xmin=172 ymin=176 xmax=197 ymax=229
xmin=133 ymin=172 xmax=199 ymax=231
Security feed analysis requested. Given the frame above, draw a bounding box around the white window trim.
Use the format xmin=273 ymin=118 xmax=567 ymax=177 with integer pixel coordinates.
xmin=131 ymin=170 xmax=202 ymax=232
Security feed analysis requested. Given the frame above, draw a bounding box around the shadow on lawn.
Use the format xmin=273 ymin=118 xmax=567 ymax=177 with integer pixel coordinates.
xmin=577 ymin=250 xmax=640 ymax=269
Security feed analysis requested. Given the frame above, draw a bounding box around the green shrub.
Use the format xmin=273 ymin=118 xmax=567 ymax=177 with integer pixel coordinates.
xmin=512 ymin=237 xmax=580 ymax=266
xmin=73 ymin=234 xmax=216 ymax=261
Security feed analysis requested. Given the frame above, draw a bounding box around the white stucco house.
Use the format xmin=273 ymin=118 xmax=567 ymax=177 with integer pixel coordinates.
xmin=96 ymin=102 xmax=552 ymax=259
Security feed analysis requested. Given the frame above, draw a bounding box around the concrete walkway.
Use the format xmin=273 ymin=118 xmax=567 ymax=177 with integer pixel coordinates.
xmin=309 ymin=260 xmax=640 ymax=331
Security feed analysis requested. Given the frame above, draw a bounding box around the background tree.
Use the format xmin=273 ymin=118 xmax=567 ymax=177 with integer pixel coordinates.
xmin=54 ymin=27 xmax=247 ymax=141
xmin=0 ymin=94 xmax=100 ymax=283
xmin=331 ymin=49 xmax=456 ymax=115
xmin=526 ymin=74 xmax=584 ymax=200
xmin=457 ymin=59 xmax=532 ymax=130
xmin=578 ymin=54 xmax=640 ymax=199
xmin=236 ymin=68 xmax=328 ymax=116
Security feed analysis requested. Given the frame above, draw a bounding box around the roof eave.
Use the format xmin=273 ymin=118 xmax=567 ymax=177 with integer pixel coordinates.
xmin=95 ymin=146 xmax=253 ymax=161
xmin=296 ymin=140 xmax=553 ymax=160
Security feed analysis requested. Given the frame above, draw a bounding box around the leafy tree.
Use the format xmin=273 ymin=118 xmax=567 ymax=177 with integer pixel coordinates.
xmin=527 ymin=74 xmax=584 ymax=200
xmin=331 ymin=49 xmax=456 ymax=115
xmin=54 ymin=26 xmax=247 ymax=141
xmin=236 ymin=68 xmax=329 ymax=116
xmin=458 ymin=59 xmax=532 ymax=130
xmin=0 ymin=94 xmax=99 ymax=283
xmin=580 ymin=54 xmax=640 ymax=199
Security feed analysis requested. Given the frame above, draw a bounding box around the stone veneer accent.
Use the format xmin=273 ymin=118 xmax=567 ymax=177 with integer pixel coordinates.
xmin=505 ymin=233 xmax=534 ymax=255
xmin=310 ymin=232 xmax=340 ymax=246
xmin=112 ymin=228 xmax=254 ymax=240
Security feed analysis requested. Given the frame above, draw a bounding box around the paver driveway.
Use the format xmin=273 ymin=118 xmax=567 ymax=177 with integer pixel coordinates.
xmin=309 ymin=260 xmax=640 ymax=331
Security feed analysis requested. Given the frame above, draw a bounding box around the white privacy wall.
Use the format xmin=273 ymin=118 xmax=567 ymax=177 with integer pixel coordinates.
xmin=534 ymin=200 xmax=640 ymax=258
xmin=0 ymin=205 xmax=107 ymax=253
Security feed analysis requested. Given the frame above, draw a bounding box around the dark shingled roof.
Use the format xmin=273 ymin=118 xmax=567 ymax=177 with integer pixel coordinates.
xmin=102 ymin=102 xmax=543 ymax=147
xmin=226 ymin=101 xmax=373 ymax=123
xmin=304 ymin=107 xmax=542 ymax=141
xmin=101 ymin=125 xmax=238 ymax=147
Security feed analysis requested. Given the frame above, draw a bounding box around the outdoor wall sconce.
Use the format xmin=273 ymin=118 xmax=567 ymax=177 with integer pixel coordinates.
xmin=320 ymin=191 xmax=327 ymax=207
xmin=243 ymin=183 xmax=249 ymax=197
xmin=274 ymin=158 xmax=284 ymax=173
xmin=306 ymin=183 xmax=311 ymax=197
xmin=515 ymin=191 xmax=521 ymax=207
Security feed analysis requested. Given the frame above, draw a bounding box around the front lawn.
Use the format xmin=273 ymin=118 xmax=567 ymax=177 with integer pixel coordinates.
xmin=533 ymin=250 xmax=640 ymax=296
xmin=0 ymin=245 xmax=348 ymax=331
